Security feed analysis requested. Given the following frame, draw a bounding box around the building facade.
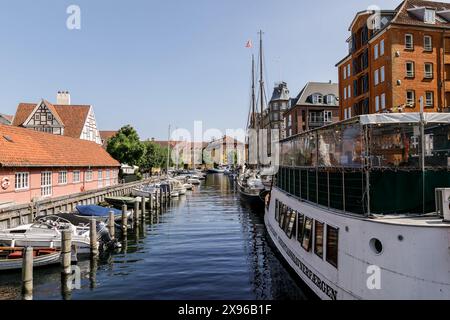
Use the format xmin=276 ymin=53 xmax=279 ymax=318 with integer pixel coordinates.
xmin=0 ymin=125 xmax=120 ymax=206
xmin=284 ymin=82 xmax=339 ymax=138
xmin=12 ymin=91 xmax=102 ymax=144
xmin=337 ymin=0 xmax=450 ymax=120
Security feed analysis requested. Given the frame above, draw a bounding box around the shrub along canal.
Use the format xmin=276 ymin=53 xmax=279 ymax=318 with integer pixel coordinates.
xmin=0 ymin=174 xmax=308 ymax=300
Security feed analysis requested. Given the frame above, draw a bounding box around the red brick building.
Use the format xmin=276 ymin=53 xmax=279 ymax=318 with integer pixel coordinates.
xmin=337 ymin=0 xmax=450 ymax=120
xmin=0 ymin=125 xmax=120 ymax=207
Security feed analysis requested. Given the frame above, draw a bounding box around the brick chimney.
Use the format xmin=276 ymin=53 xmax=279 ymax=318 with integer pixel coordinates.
xmin=57 ymin=91 xmax=71 ymax=105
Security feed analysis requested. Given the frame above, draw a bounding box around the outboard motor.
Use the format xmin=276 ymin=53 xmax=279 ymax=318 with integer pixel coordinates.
xmin=96 ymin=222 xmax=121 ymax=251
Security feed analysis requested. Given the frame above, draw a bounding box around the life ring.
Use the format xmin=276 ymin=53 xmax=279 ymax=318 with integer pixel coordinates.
xmin=1 ymin=177 xmax=10 ymax=190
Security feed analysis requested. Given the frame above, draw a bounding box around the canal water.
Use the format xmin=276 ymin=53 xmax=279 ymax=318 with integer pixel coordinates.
xmin=0 ymin=174 xmax=308 ymax=300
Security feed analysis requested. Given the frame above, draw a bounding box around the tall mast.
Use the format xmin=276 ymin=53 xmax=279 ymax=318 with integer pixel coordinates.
xmin=167 ymin=124 xmax=171 ymax=175
xmin=251 ymin=54 xmax=256 ymax=129
xmin=258 ymin=30 xmax=264 ymax=132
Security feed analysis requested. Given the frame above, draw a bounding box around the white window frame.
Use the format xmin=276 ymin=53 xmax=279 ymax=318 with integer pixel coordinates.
xmin=405 ymin=34 xmax=414 ymax=50
xmin=313 ymin=94 xmax=323 ymax=104
xmin=424 ymin=9 xmax=436 ymax=24
xmin=326 ymin=95 xmax=334 ymax=105
xmin=324 ymin=111 xmax=333 ymax=123
xmin=98 ymin=170 xmax=103 ymax=188
xmin=380 ymin=40 xmax=385 ymax=56
xmin=348 ymin=85 xmax=351 ymax=98
xmin=344 ymin=87 xmax=347 ymax=100
xmin=424 ymin=63 xmax=433 ymax=79
xmin=58 ymin=171 xmax=68 ymax=185
xmin=86 ymin=170 xmax=93 ymax=182
xmin=374 ymin=69 xmax=379 ymax=85
xmin=343 ymin=68 xmax=346 ymax=80
xmin=73 ymin=171 xmax=81 ymax=183
xmin=347 ymin=64 xmax=351 ymax=77
xmin=381 ymin=93 xmax=386 ymax=110
xmin=348 ymin=108 xmax=352 ymax=118
xmin=105 ymin=170 xmax=111 ymax=187
xmin=426 ymin=91 xmax=434 ymax=107
xmin=424 ymin=35 xmax=432 ymax=51
xmin=406 ymin=61 xmax=415 ymax=77
xmin=15 ymin=172 xmax=30 ymax=191
xmin=374 ymin=44 xmax=379 ymax=60
xmin=41 ymin=171 xmax=52 ymax=197
xmin=375 ymin=96 xmax=380 ymax=112
xmin=344 ymin=108 xmax=348 ymax=120
xmin=406 ymin=90 xmax=415 ymax=106
xmin=380 ymin=66 xmax=385 ymax=83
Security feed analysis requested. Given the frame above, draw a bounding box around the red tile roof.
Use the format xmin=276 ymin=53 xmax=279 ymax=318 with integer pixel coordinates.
xmin=0 ymin=124 xmax=120 ymax=168
xmin=12 ymin=102 xmax=91 ymax=139
xmin=0 ymin=114 xmax=13 ymax=122
xmin=100 ymin=131 xmax=118 ymax=141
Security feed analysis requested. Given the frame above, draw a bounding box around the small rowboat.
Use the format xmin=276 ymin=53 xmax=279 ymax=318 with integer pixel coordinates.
xmin=0 ymin=247 xmax=60 ymax=271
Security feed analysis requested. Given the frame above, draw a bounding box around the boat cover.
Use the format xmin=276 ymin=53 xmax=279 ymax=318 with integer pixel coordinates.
xmin=76 ymin=205 xmax=122 ymax=217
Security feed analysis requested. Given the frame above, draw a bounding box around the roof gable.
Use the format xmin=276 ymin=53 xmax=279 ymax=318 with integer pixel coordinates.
xmin=22 ymin=100 xmax=64 ymax=127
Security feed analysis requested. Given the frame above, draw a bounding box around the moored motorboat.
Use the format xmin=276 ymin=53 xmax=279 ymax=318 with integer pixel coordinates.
xmin=104 ymin=196 xmax=138 ymax=208
xmin=76 ymin=205 xmax=131 ymax=222
xmin=0 ymin=247 xmax=60 ymax=271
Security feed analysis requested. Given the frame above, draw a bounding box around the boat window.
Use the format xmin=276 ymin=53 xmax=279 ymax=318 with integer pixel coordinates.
xmin=424 ymin=123 xmax=450 ymax=169
xmin=279 ymin=204 xmax=287 ymax=228
xmin=297 ymin=214 xmax=304 ymax=244
xmin=301 ymin=217 xmax=313 ymax=252
xmin=314 ymin=221 xmax=324 ymax=259
xmin=286 ymin=210 xmax=297 ymax=239
xmin=326 ymin=225 xmax=339 ymax=268
xmin=275 ymin=200 xmax=280 ymax=222
xmin=282 ymin=209 xmax=292 ymax=231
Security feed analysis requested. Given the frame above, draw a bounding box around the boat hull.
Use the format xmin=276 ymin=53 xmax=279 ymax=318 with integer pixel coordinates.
xmin=265 ymin=187 xmax=450 ymax=300
xmin=0 ymin=251 xmax=61 ymax=271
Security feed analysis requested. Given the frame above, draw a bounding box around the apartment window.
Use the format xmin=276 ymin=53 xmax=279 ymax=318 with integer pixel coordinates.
xmin=313 ymin=94 xmax=323 ymax=104
xmin=314 ymin=221 xmax=324 ymax=259
xmin=344 ymin=108 xmax=348 ymax=120
xmin=380 ymin=39 xmax=385 ymax=56
xmin=406 ymin=61 xmax=415 ymax=77
xmin=41 ymin=171 xmax=52 ymax=197
xmin=375 ymin=96 xmax=380 ymax=112
xmin=58 ymin=171 xmax=67 ymax=185
xmin=344 ymin=87 xmax=347 ymax=100
xmin=424 ymin=35 xmax=432 ymax=51
xmin=380 ymin=66 xmax=385 ymax=82
xmin=86 ymin=170 xmax=93 ymax=182
xmin=326 ymin=95 xmax=335 ymax=105
xmin=426 ymin=91 xmax=434 ymax=108
xmin=406 ymin=90 xmax=415 ymax=106
xmin=405 ymin=34 xmax=414 ymax=50
xmin=348 ymin=85 xmax=351 ymax=98
xmin=73 ymin=171 xmax=80 ymax=183
xmin=105 ymin=170 xmax=111 ymax=187
xmin=343 ymin=68 xmax=346 ymax=80
xmin=98 ymin=170 xmax=103 ymax=188
xmin=424 ymin=9 xmax=436 ymax=24
xmin=324 ymin=111 xmax=333 ymax=123
xmin=381 ymin=93 xmax=386 ymax=110
xmin=347 ymin=64 xmax=351 ymax=77
xmin=374 ymin=44 xmax=379 ymax=60
xmin=374 ymin=69 xmax=379 ymax=85
xmin=348 ymin=107 xmax=352 ymax=118
xmin=326 ymin=225 xmax=339 ymax=268
xmin=15 ymin=172 xmax=29 ymax=190
xmin=424 ymin=63 xmax=433 ymax=79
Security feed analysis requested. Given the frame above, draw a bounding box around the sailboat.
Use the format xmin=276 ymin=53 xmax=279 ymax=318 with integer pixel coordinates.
xmin=238 ymin=31 xmax=267 ymax=210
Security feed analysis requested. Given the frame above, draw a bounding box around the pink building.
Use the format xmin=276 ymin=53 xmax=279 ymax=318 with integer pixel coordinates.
xmin=0 ymin=124 xmax=120 ymax=207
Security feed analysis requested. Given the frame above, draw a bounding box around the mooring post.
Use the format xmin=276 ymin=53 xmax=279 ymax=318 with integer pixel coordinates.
xmin=122 ymin=204 xmax=128 ymax=236
xmin=134 ymin=200 xmax=140 ymax=226
xmin=90 ymin=219 xmax=98 ymax=257
xmin=108 ymin=210 xmax=115 ymax=240
xmin=22 ymin=246 xmax=33 ymax=300
xmin=61 ymin=230 xmax=72 ymax=275
xmin=141 ymin=196 xmax=146 ymax=220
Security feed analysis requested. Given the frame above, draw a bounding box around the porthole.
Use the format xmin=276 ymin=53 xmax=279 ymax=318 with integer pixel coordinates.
xmin=370 ymin=238 xmax=383 ymax=255
xmin=398 ymin=235 xmax=404 ymax=242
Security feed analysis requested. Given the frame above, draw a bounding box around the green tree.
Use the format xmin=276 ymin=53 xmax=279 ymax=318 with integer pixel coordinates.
xmin=141 ymin=141 xmax=165 ymax=173
xmin=106 ymin=125 xmax=145 ymax=167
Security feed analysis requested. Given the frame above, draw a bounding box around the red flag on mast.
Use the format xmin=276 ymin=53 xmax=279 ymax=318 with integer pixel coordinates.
xmin=245 ymin=40 xmax=253 ymax=48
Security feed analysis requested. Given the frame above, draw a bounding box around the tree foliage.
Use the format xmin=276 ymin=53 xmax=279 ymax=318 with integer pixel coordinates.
xmin=141 ymin=141 xmax=173 ymax=172
xmin=106 ymin=125 xmax=145 ymax=167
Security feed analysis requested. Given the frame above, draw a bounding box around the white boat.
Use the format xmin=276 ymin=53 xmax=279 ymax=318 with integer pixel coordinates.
xmin=0 ymin=247 xmax=61 ymax=271
xmin=0 ymin=215 xmax=98 ymax=255
xmin=131 ymin=186 xmax=158 ymax=199
xmin=266 ymin=113 xmax=450 ymax=300
xmin=187 ymin=178 xmax=201 ymax=185
xmin=168 ymin=179 xmax=187 ymax=195
xmin=183 ymin=183 xmax=194 ymax=190
xmin=207 ymin=168 xmax=225 ymax=174
xmin=170 ymin=191 xmax=180 ymax=198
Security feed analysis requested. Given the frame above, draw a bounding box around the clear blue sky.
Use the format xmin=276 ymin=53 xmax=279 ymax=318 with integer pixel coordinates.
xmin=0 ymin=0 xmax=397 ymax=140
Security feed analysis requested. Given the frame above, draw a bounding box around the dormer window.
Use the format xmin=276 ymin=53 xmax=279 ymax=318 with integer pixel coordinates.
xmin=424 ymin=9 xmax=436 ymax=24
xmin=312 ymin=94 xmax=323 ymax=104
xmin=326 ymin=95 xmax=335 ymax=105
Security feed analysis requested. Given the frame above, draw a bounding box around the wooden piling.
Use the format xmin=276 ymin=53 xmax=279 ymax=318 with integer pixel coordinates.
xmin=61 ymin=230 xmax=72 ymax=275
xmin=122 ymin=204 xmax=128 ymax=236
xmin=90 ymin=219 xmax=98 ymax=257
xmin=22 ymin=246 xmax=33 ymax=300
xmin=141 ymin=196 xmax=146 ymax=219
xmin=134 ymin=200 xmax=140 ymax=226
xmin=108 ymin=210 xmax=115 ymax=240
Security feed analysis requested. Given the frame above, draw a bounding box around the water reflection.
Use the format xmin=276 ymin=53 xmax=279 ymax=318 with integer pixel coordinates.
xmin=0 ymin=174 xmax=307 ymax=300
